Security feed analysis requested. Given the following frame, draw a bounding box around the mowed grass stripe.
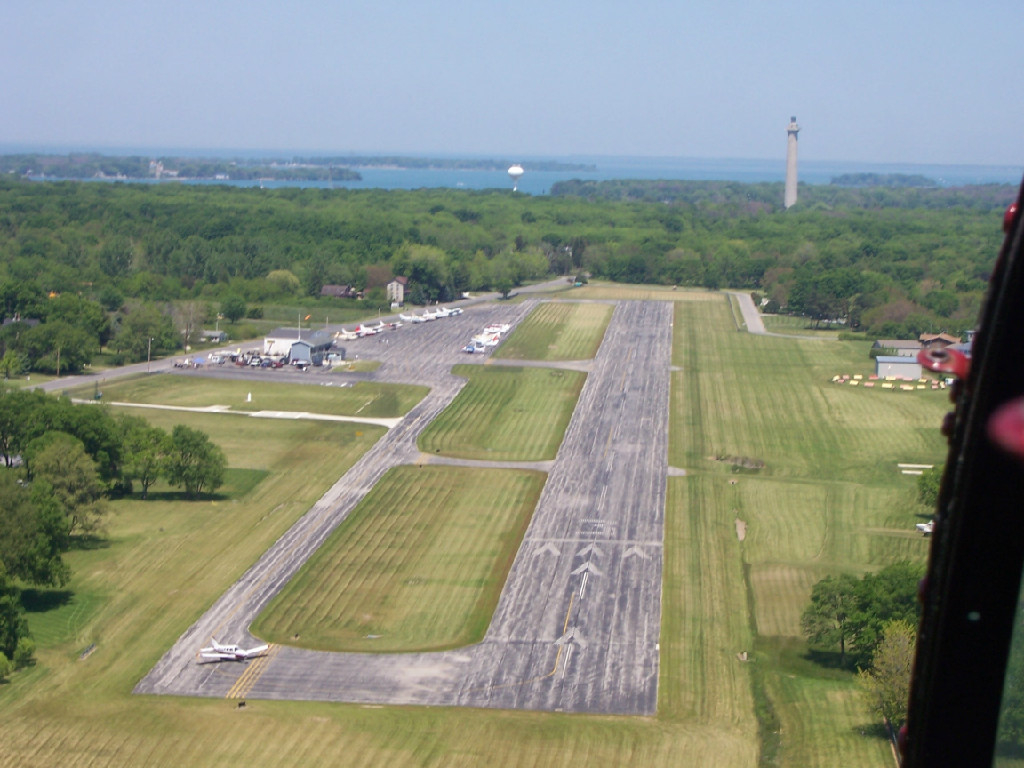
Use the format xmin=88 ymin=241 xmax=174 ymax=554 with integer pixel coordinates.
xmin=67 ymin=375 xmax=427 ymax=418
xmin=419 ymin=365 xmax=585 ymax=461
xmin=495 ymin=301 xmax=612 ymax=361
xmin=670 ymin=296 xmax=939 ymax=765
xmin=253 ymin=466 xmax=545 ymax=652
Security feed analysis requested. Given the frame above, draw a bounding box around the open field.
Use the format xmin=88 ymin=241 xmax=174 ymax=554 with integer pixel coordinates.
xmin=0 ymin=288 xmax=947 ymax=766
xmin=254 ymin=466 xmax=545 ymax=652
xmin=670 ymin=296 xmax=940 ymax=766
xmin=494 ymin=301 xmax=613 ymax=361
xmin=65 ymin=374 xmax=427 ymax=417
xmin=418 ymin=365 xmax=586 ymax=460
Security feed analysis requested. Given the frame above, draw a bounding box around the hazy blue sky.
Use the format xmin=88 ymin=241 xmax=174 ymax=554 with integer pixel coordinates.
xmin=2 ymin=0 xmax=1021 ymax=165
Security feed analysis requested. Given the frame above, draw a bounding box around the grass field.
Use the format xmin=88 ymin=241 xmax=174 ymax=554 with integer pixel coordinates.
xmin=670 ymin=296 xmax=942 ymax=766
xmin=418 ymin=364 xmax=586 ymax=460
xmin=254 ymin=466 xmax=545 ymax=652
xmin=0 ymin=290 xmax=947 ymax=766
xmin=494 ymin=301 xmax=613 ymax=361
xmin=66 ymin=374 xmax=427 ymax=418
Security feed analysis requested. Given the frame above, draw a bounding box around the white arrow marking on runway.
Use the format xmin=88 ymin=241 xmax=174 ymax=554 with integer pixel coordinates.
xmin=532 ymin=542 xmax=561 ymax=557
xmin=623 ymin=546 xmax=650 ymax=560
xmin=571 ymin=562 xmax=604 ymax=576
xmin=576 ymin=543 xmax=605 ymax=558
xmin=579 ymin=571 xmax=589 ymax=598
xmin=555 ymin=628 xmax=588 ymax=648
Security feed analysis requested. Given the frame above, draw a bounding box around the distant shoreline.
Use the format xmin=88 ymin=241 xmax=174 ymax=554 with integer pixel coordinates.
xmin=0 ymin=152 xmax=594 ymax=182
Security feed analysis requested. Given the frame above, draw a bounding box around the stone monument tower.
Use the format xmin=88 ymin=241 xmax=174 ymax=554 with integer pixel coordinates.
xmin=785 ymin=116 xmax=800 ymax=209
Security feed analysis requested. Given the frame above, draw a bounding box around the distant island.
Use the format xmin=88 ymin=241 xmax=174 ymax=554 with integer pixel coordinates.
xmin=0 ymin=152 xmax=595 ymax=182
xmin=292 ymin=155 xmax=596 ymax=172
xmin=0 ymin=153 xmax=362 ymax=182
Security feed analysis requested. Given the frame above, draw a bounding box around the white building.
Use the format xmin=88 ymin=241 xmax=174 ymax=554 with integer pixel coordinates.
xmin=875 ymin=356 xmax=923 ymax=380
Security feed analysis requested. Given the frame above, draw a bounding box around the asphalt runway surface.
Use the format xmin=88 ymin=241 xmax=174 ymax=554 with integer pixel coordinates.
xmin=136 ymin=299 xmax=672 ymax=715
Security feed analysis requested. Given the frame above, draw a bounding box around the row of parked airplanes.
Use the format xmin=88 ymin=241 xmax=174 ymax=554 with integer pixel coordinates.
xmin=462 ymin=323 xmax=512 ymax=354
xmin=334 ymin=306 xmax=465 ymax=340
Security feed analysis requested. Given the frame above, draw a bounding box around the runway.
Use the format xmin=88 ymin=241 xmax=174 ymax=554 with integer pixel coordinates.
xmin=135 ymin=299 xmax=672 ymax=715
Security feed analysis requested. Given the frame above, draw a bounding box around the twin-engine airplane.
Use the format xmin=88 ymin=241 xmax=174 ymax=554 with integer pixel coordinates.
xmin=199 ymin=638 xmax=269 ymax=662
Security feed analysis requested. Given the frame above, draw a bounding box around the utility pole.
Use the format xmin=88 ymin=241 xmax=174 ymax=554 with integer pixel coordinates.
xmin=147 ymin=337 xmax=152 ymax=372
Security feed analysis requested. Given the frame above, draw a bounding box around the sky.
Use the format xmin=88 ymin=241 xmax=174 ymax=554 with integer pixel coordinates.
xmin=1 ymin=0 xmax=1022 ymax=165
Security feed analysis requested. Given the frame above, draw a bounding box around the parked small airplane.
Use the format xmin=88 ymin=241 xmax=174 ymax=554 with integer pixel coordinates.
xmin=400 ymin=313 xmax=425 ymax=324
xmin=355 ymin=321 xmax=384 ymax=336
xmin=335 ymin=328 xmax=358 ymax=341
xmin=199 ymin=638 xmax=269 ymax=662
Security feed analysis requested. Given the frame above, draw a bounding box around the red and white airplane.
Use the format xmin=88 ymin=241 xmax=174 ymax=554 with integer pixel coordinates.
xmin=199 ymin=638 xmax=269 ymax=662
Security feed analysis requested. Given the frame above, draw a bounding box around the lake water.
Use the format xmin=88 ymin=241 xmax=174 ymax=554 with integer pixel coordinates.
xmin=25 ymin=155 xmax=1023 ymax=195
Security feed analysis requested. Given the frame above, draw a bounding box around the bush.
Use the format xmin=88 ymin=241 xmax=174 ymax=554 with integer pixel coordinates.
xmin=246 ymin=305 xmax=264 ymax=319
xmin=228 ymin=323 xmax=259 ymax=341
xmin=0 ymin=651 xmax=12 ymax=681
xmin=13 ymin=636 xmax=35 ymax=668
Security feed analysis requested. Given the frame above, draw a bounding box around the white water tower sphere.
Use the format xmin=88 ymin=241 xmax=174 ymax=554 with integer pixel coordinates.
xmin=508 ymin=164 xmax=524 ymax=191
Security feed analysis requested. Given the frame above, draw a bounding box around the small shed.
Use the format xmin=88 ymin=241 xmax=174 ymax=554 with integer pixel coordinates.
xmin=287 ymin=331 xmax=333 ymax=365
xmin=876 ymin=356 xmax=923 ymax=380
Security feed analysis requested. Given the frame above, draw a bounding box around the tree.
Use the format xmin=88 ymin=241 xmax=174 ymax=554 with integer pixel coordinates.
xmin=918 ymin=465 xmax=943 ymax=509
xmin=0 ymin=387 xmax=35 ymax=466
xmin=114 ymin=301 xmax=178 ymax=362
xmin=801 ymin=573 xmax=860 ymax=666
xmin=21 ymin=321 xmax=96 ymax=375
xmin=0 ymin=349 xmax=25 ymax=380
xmin=220 ymin=294 xmax=246 ymax=324
xmin=28 ymin=432 xmax=107 ymax=536
xmin=164 ymin=425 xmax=226 ymax=498
xmin=0 ymin=472 xmax=70 ymax=587
xmin=803 ymin=562 xmax=924 ymax=668
xmin=0 ymin=565 xmax=28 ymax=659
xmin=849 ymin=563 xmax=923 ymax=664
xmin=0 ymin=651 xmax=13 ymax=682
xmin=858 ymin=619 xmax=916 ymax=733
xmin=119 ymin=415 xmax=167 ymax=499
xmin=171 ymin=300 xmax=207 ymax=352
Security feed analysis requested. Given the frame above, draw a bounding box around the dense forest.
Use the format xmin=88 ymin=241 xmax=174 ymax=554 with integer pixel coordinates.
xmin=0 ymin=175 xmax=1015 ymax=375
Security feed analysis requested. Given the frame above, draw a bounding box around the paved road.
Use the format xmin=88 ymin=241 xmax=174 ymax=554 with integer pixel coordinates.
xmin=136 ymin=299 xmax=672 ymax=715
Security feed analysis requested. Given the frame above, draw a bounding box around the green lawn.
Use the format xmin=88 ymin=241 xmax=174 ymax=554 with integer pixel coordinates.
xmin=68 ymin=374 xmax=426 ymax=418
xmin=418 ymin=364 xmax=586 ymax=460
xmin=494 ymin=301 xmax=612 ymax=361
xmin=670 ymin=295 xmax=940 ymax=766
xmin=254 ymin=466 xmax=545 ymax=652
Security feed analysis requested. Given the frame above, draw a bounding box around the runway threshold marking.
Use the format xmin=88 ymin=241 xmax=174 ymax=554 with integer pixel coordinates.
xmin=225 ymin=644 xmax=280 ymax=699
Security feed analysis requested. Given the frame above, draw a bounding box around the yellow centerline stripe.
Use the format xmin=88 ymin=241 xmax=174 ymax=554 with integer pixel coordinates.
xmin=225 ymin=644 xmax=279 ymax=699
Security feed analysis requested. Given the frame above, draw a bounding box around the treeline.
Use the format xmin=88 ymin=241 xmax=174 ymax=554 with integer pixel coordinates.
xmin=0 ymin=388 xmax=226 ymax=675
xmin=0 ymin=175 xmax=1015 ymax=339
xmin=0 ymin=154 xmax=361 ymax=181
